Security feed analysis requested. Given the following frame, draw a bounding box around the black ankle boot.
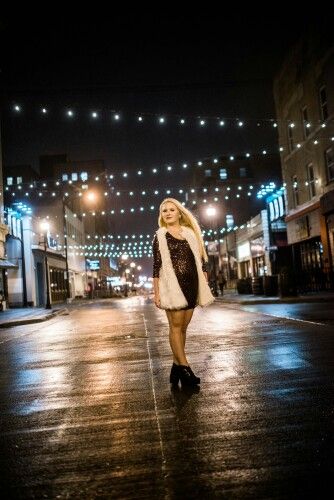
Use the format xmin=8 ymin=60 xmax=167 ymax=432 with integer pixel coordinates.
xmin=178 ymin=365 xmax=200 ymax=386
xmin=170 ymin=363 xmax=180 ymax=385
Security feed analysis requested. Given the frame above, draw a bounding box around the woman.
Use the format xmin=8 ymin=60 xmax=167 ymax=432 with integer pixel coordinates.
xmin=152 ymin=198 xmax=214 ymax=386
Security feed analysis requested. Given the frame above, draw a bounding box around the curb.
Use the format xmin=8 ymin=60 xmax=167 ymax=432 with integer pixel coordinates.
xmin=0 ymin=307 xmax=69 ymax=329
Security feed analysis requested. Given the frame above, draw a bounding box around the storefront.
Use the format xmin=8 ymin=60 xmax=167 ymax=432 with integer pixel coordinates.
xmin=237 ymin=241 xmax=251 ymax=278
xmin=251 ymin=236 xmax=266 ymax=276
xmin=50 ymin=267 xmax=68 ymax=302
xmin=0 ymin=259 xmax=18 ymax=310
xmin=320 ymin=190 xmax=334 ymax=275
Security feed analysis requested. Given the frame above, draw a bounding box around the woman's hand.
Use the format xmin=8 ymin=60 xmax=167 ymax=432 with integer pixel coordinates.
xmin=154 ymin=294 xmax=161 ymax=308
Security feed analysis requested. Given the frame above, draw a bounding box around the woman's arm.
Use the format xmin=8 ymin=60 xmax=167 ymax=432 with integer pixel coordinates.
xmin=153 ymin=277 xmax=161 ymax=307
xmin=152 ymin=234 xmax=162 ymax=307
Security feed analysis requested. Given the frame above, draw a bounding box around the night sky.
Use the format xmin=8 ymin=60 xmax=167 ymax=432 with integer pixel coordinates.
xmin=0 ymin=13 xmax=326 ymax=273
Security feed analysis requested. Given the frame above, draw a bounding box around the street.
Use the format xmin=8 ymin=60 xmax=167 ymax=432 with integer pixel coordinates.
xmin=1 ymin=297 xmax=334 ymax=499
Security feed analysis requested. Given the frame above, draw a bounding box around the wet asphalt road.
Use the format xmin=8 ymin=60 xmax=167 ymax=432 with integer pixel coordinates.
xmin=0 ymin=297 xmax=333 ymax=499
xmin=233 ymin=302 xmax=334 ymax=326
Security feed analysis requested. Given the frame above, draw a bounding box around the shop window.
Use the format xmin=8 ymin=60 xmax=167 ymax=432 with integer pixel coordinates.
xmin=253 ymin=255 xmax=265 ymax=276
xmin=300 ymin=240 xmax=322 ymax=271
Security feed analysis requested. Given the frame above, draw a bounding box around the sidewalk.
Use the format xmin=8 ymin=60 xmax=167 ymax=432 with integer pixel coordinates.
xmin=0 ymin=306 xmax=68 ymax=328
xmin=0 ymin=295 xmax=132 ymax=328
xmin=216 ymin=289 xmax=334 ymax=304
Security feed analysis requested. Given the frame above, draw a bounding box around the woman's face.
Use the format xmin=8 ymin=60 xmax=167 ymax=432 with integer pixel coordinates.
xmin=161 ymin=202 xmax=180 ymax=225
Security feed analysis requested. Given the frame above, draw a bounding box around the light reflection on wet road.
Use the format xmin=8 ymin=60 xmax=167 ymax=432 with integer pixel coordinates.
xmin=0 ymin=296 xmax=333 ymax=498
xmin=232 ymin=301 xmax=334 ymax=325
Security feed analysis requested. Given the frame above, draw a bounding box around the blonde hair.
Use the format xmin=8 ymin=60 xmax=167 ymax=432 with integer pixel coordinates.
xmin=158 ymin=198 xmax=208 ymax=262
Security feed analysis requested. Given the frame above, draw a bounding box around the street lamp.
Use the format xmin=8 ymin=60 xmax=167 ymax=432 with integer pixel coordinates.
xmin=62 ymin=197 xmax=71 ymax=302
xmin=40 ymin=221 xmax=52 ymax=309
xmin=206 ymin=206 xmax=219 ymax=296
xmin=86 ymin=191 xmax=97 ymax=203
xmin=82 ymin=190 xmax=101 ymax=300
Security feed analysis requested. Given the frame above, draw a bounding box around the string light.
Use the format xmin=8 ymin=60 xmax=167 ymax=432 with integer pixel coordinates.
xmin=8 ymin=105 xmax=331 ymax=131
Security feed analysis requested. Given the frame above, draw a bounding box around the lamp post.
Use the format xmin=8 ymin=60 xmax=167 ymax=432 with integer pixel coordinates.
xmin=40 ymin=221 xmax=52 ymax=309
xmin=83 ymin=190 xmax=100 ymax=300
xmin=62 ymin=199 xmax=71 ymax=302
xmin=206 ymin=206 xmax=219 ymax=296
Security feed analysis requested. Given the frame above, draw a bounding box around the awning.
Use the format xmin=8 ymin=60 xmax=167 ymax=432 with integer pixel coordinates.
xmin=0 ymin=259 xmax=18 ymax=269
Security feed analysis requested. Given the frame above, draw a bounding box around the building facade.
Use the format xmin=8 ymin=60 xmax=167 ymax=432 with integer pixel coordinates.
xmin=273 ymin=31 xmax=334 ymax=290
xmin=192 ymin=152 xmax=282 ymax=232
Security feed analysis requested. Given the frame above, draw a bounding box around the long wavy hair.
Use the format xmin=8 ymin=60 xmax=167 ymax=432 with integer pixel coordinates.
xmin=158 ymin=198 xmax=208 ymax=262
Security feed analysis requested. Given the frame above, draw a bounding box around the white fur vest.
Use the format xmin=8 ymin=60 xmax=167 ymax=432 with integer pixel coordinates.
xmin=156 ymin=226 xmax=215 ymax=310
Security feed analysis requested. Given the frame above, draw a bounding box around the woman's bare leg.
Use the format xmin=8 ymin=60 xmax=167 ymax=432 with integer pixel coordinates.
xmin=181 ymin=308 xmax=194 ymax=349
xmin=166 ymin=310 xmax=188 ymax=366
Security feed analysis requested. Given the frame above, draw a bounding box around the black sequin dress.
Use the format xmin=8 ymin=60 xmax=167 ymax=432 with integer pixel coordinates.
xmin=152 ymin=231 xmax=208 ymax=310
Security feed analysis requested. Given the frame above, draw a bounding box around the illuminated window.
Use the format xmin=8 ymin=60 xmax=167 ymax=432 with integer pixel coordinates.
xmin=273 ymin=198 xmax=279 ymax=218
xmin=239 ymin=167 xmax=247 ymax=177
xmin=71 ymin=173 xmax=78 ymax=181
xmin=7 ymin=177 xmax=13 ymax=185
xmin=226 ymin=214 xmax=234 ymax=228
xmin=62 ymin=174 xmax=68 ymax=181
xmin=219 ymin=168 xmax=227 ymax=180
xmin=205 ymin=169 xmax=212 ymax=177
xmin=278 ymin=196 xmax=284 ymax=216
xmin=269 ymin=202 xmax=275 ymax=221
xmin=80 ymin=171 xmax=88 ymax=181
xmin=17 ymin=177 xmax=23 ymax=184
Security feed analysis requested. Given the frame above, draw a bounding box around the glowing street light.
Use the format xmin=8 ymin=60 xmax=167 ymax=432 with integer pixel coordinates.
xmin=206 ymin=207 xmax=217 ymax=217
xmin=86 ymin=191 xmax=97 ymax=202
